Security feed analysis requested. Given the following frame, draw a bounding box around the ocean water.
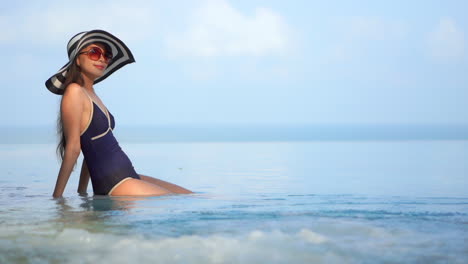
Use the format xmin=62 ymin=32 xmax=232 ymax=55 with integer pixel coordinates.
xmin=1 ymin=140 xmax=467 ymax=263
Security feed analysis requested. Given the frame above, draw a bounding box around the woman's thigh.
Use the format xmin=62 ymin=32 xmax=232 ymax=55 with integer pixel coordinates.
xmin=139 ymin=175 xmax=193 ymax=194
xmin=109 ymin=178 xmax=172 ymax=196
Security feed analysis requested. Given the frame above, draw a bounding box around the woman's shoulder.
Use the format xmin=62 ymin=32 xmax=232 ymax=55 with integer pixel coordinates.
xmin=61 ymin=83 xmax=87 ymax=107
xmin=64 ymin=82 xmax=83 ymax=93
xmin=63 ymin=83 xmax=85 ymax=98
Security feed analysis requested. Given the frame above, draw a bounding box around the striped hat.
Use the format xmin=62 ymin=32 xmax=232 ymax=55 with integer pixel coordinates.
xmin=45 ymin=29 xmax=135 ymax=95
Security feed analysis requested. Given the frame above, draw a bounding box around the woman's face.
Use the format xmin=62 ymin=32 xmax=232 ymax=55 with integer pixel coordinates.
xmin=76 ymin=43 xmax=110 ymax=80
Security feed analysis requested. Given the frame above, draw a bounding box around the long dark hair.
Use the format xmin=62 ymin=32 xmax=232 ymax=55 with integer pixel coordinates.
xmin=56 ymin=58 xmax=84 ymax=162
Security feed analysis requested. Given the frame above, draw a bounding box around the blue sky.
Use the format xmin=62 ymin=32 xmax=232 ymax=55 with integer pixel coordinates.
xmin=1 ymin=0 xmax=467 ymax=127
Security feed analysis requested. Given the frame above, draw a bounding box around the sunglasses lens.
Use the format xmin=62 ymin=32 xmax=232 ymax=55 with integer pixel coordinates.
xmin=88 ymin=47 xmax=102 ymax=61
xmin=105 ymin=52 xmax=113 ymax=60
xmin=82 ymin=47 xmax=112 ymax=63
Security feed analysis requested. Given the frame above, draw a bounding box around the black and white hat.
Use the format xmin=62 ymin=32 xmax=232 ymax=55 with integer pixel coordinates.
xmin=45 ymin=29 xmax=135 ymax=95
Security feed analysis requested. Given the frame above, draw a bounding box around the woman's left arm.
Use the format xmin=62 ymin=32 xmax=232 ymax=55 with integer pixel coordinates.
xmin=77 ymin=159 xmax=90 ymax=195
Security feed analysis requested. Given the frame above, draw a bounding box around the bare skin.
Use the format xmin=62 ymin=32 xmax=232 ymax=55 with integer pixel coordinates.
xmin=53 ymin=43 xmax=192 ymax=198
xmin=77 ymin=159 xmax=192 ymax=196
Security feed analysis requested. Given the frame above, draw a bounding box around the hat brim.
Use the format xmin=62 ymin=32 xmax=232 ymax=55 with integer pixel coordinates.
xmin=45 ymin=30 xmax=135 ymax=95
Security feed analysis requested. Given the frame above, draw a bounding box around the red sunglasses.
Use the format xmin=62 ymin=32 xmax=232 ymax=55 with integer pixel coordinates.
xmin=79 ymin=47 xmax=113 ymax=63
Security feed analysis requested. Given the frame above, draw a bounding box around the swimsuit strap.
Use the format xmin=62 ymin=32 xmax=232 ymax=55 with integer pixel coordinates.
xmin=81 ymin=87 xmax=94 ymax=106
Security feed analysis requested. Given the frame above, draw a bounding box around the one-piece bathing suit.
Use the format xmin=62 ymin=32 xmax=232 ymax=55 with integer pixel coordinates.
xmin=80 ymin=88 xmax=140 ymax=195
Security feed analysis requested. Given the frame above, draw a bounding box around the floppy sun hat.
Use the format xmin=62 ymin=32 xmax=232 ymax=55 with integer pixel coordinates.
xmin=45 ymin=29 xmax=135 ymax=95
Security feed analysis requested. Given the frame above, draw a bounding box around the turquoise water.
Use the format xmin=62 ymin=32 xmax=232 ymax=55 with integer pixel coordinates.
xmin=1 ymin=141 xmax=467 ymax=263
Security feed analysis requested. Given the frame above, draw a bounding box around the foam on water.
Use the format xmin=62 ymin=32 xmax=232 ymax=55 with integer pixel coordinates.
xmin=1 ymin=214 xmax=467 ymax=264
xmin=0 ymin=226 xmax=435 ymax=263
xmin=0 ymin=226 xmax=326 ymax=263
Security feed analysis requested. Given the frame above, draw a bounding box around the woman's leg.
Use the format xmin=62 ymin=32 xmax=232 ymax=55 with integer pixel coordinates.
xmin=139 ymin=174 xmax=193 ymax=194
xmin=109 ymin=178 xmax=173 ymax=196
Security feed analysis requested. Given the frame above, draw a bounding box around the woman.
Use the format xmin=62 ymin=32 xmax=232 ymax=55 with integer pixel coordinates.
xmin=46 ymin=30 xmax=192 ymax=198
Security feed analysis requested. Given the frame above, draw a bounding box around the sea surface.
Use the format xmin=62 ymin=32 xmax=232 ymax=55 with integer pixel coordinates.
xmin=1 ymin=140 xmax=467 ymax=263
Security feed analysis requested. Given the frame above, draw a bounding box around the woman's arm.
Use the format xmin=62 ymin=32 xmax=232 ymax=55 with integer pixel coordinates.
xmin=77 ymin=159 xmax=90 ymax=195
xmin=52 ymin=84 xmax=84 ymax=198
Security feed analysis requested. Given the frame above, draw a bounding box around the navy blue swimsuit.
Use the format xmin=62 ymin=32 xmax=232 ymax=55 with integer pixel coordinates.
xmin=80 ymin=90 xmax=140 ymax=195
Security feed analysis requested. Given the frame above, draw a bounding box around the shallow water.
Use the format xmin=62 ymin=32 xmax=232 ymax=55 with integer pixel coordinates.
xmin=1 ymin=141 xmax=467 ymax=263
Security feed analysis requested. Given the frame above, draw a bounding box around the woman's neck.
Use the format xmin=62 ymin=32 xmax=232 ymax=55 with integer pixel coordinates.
xmin=81 ymin=73 xmax=95 ymax=92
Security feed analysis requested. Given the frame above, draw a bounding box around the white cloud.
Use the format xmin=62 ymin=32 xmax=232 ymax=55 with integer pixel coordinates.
xmin=164 ymin=0 xmax=292 ymax=57
xmin=2 ymin=0 xmax=157 ymax=45
xmin=427 ymin=18 xmax=465 ymax=62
